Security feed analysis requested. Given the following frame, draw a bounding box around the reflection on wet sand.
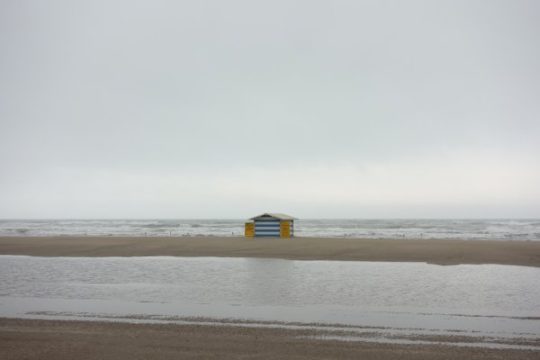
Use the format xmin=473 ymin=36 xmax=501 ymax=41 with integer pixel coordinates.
xmin=0 ymin=256 xmax=539 ymax=350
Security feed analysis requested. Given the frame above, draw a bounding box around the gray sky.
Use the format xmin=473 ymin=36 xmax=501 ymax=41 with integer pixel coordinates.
xmin=1 ymin=0 xmax=539 ymax=218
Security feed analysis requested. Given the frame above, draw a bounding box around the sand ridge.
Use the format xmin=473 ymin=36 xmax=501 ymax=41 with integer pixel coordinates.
xmin=0 ymin=236 xmax=539 ymax=267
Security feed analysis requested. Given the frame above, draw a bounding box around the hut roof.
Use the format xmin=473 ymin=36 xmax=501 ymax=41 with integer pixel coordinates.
xmin=250 ymin=213 xmax=297 ymax=221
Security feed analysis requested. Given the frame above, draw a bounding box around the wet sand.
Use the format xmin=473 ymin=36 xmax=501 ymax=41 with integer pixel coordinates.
xmin=1 ymin=318 xmax=537 ymax=360
xmin=0 ymin=236 xmax=539 ymax=266
xmin=0 ymin=236 xmax=540 ymax=267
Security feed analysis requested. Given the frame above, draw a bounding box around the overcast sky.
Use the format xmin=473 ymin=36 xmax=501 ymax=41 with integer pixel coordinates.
xmin=1 ymin=0 xmax=539 ymax=218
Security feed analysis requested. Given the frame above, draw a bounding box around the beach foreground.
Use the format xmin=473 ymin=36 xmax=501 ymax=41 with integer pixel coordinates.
xmin=0 ymin=318 xmax=537 ymax=360
xmin=0 ymin=236 xmax=539 ymax=266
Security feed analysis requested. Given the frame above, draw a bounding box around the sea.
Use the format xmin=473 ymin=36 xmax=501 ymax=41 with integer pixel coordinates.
xmin=1 ymin=218 xmax=540 ymax=240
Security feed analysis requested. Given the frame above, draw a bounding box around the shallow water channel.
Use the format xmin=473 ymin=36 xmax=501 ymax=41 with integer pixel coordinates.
xmin=1 ymin=256 xmax=539 ymax=350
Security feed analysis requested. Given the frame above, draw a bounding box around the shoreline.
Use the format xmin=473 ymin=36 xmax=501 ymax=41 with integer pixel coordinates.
xmin=1 ymin=318 xmax=538 ymax=360
xmin=0 ymin=236 xmax=539 ymax=267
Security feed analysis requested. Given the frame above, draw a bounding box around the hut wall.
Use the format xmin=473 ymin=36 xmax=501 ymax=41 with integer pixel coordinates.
xmin=254 ymin=219 xmax=281 ymax=237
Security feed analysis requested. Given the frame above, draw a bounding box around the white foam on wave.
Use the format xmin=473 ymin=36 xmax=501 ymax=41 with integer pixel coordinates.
xmin=0 ymin=219 xmax=540 ymax=240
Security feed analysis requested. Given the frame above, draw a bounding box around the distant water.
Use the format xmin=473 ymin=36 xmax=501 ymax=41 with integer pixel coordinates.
xmin=1 ymin=219 xmax=540 ymax=240
xmin=1 ymin=256 xmax=539 ymax=349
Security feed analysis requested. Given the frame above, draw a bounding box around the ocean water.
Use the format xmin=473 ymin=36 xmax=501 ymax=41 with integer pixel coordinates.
xmin=1 ymin=218 xmax=540 ymax=240
xmin=1 ymin=256 xmax=539 ymax=350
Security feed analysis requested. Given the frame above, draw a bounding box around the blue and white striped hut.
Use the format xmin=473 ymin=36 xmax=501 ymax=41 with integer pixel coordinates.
xmin=245 ymin=213 xmax=296 ymax=238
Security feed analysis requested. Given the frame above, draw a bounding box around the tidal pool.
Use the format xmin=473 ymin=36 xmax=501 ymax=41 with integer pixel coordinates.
xmin=1 ymin=256 xmax=539 ymax=349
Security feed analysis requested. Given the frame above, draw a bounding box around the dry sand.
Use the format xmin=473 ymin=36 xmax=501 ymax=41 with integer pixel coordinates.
xmin=1 ymin=318 xmax=538 ymax=360
xmin=0 ymin=236 xmax=539 ymax=266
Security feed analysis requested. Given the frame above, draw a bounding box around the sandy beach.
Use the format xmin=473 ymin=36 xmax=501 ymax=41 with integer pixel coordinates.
xmin=2 ymin=239 xmax=539 ymax=359
xmin=0 ymin=236 xmax=539 ymax=266
xmin=1 ymin=318 xmax=538 ymax=360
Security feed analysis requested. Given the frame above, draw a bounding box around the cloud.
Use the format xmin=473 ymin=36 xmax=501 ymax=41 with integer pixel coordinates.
xmin=1 ymin=149 xmax=538 ymax=218
xmin=1 ymin=0 xmax=539 ymax=218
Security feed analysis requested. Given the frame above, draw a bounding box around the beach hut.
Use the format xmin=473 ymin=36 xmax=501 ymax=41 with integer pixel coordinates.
xmin=245 ymin=213 xmax=296 ymax=238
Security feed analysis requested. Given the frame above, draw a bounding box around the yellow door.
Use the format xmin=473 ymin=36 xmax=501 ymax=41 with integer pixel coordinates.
xmin=280 ymin=221 xmax=291 ymax=238
xmin=245 ymin=222 xmax=254 ymax=237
